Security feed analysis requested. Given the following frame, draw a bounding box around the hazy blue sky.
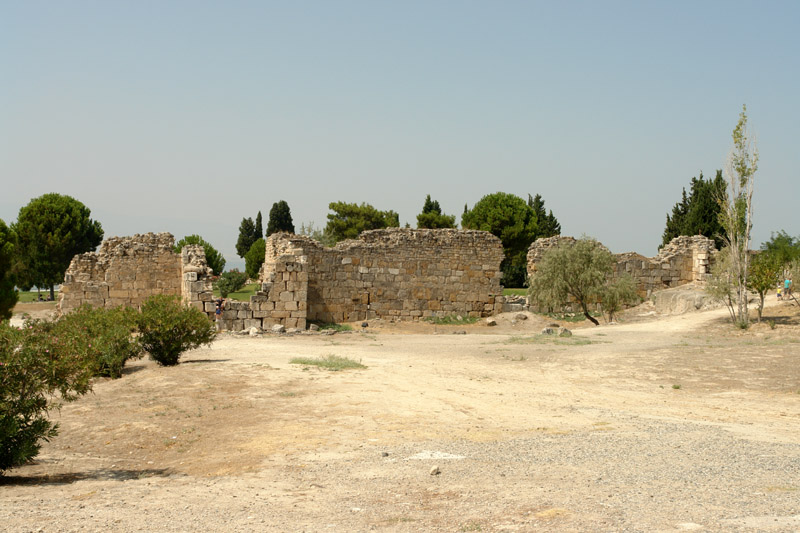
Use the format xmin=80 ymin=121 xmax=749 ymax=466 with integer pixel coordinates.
xmin=2 ymin=1 xmax=798 ymax=271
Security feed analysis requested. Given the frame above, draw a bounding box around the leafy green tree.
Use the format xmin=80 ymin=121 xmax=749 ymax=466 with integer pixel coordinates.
xmin=254 ymin=211 xmax=263 ymax=240
xmin=462 ymin=192 xmax=538 ymax=287
xmin=528 ymin=194 xmax=561 ymax=238
xmin=528 ymin=237 xmax=615 ymax=326
xmin=216 ymin=269 xmax=248 ymax=297
xmin=748 ymin=251 xmax=781 ymax=322
xmin=661 ymin=171 xmax=727 ymax=248
xmin=325 ymin=202 xmax=400 ymax=243
xmin=598 ymin=274 xmax=639 ymax=323
xmin=416 ymin=195 xmax=456 ymax=229
xmin=236 ymin=217 xmax=258 ymax=258
xmin=244 ymin=238 xmax=266 ymax=279
xmin=0 ymin=220 xmax=17 ymax=320
xmin=174 ymin=235 xmax=226 ymax=275
xmin=12 ymin=194 xmax=103 ymax=300
xmin=136 ymin=295 xmax=216 ymax=366
xmin=761 ymin=230 xmax=800 ymax=266
xmin=267 ymin=200 xmax=295 ymax=236
xmin=717 ymin=105 xmax=758 ymax=327
xmin=1 ymin=318 xmax=96 ymax=474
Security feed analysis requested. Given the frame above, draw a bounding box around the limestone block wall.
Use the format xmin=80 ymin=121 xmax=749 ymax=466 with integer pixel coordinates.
xmin=262 ymin=229 xmax=504 ymax=323
xmin=59 ymin=233 xmax=184 ymax=313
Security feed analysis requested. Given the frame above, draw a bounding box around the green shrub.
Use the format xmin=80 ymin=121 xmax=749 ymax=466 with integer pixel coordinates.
xmin=137 ymin=295 xmax=216 ymax=366
xmin=56 ymin=305 xmax=141 ymax=378
xmin=289 ymin=355 xmax=366 ymax=370
xmin=0 ymin=320 xmax=96 ymax=474
xmin=216 ymin=269 xmax=248 ymax=298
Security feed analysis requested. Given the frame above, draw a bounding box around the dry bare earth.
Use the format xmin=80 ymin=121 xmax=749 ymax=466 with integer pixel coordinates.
xmin=3 ymin=299 xmax=800 ymax=532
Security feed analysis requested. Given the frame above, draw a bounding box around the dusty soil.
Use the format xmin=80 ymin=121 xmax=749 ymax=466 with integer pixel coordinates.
xmin=3 ymin=297 xmax=800 ymax=532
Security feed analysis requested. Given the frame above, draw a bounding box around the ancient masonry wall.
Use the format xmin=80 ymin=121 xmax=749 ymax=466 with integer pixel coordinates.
xmin=59 ymin=233 xmax=214 ymax=314
xmin=526 ymin=235 xmax=716 ymax=301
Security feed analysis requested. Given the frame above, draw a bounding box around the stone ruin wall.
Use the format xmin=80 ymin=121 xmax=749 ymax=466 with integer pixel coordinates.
xmin=526 ymin=235 xmax=717 ymax=303
xmin=59 ymin=233 xmax=215 ymax=315
xmin=259 ymin=229 xmax=505 ymax=326
xmin=60 ymin=229 xmax=505 ymax=332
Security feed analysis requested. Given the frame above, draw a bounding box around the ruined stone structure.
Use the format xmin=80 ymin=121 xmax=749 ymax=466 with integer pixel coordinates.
xmin=527 ymin=234 xmax=717 ymax=299
xmin=59 ymin=233 xmax=214 ymax=314
xmin=60 ymin=229 xmax=505 ymax=332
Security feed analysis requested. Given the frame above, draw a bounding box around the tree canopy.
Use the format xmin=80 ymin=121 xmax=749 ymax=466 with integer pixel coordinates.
xmin=528 ymin=194 xmax=561 ymax=238
xmin=235 ymin=217 xmax=259 ymax=258
xmin=661 ymin=171 xmax=726 ymax=249
xmin=416 ymin=195 xmax=456 ymax=229
xmin=244 ymin=238 xmax=266 ymax=279
xmin=174 ymin=235 xmax=226 ymax=275
xmin=461 ymin=192 xmax=539 ymax=287
xmin=254 ymin=211 xmax=263 ymax=241
xmin=267 ymin=200 xmax=295 ymax=236
xmin=528 ymin=237 xmax=616 ymax=326
xmin=761 ymin=230 xmax=800 ymax=266
xmin=324 ymin=202 xmax=400 ymax=243
xmin=0 ymin=219 xmax=17 ymax=320
xmin=12 ymin=193 xmax=103 ymax=299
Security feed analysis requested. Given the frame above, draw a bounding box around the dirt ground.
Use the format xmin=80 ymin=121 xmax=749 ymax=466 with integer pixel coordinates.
xmin=2 ymin=296 xmax=800 ymax=532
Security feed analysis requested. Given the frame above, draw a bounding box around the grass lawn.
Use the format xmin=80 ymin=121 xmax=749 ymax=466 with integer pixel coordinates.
xmin=16 ymin=291 xmax=59 ymax=303
xmin=503 ymin=288 xmax=527 ymax=297
xmin=213 ymin=283 xmax=260 ymax=301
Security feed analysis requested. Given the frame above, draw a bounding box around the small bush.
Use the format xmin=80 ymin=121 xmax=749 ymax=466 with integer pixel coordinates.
xmin=0 ymin=320 xmax=95 ymax=474
xmin=315 ymin=322 xmax=353 ymax=332
xmin=56 ymin=305 xmax=141 ymax=378
xmin=137 ymin=295 xmax=216 ymax=366
xmin=216 ymin=269 xmax=248 ymax=298
xmin=289 ymin=355 xmax=366 ymax=371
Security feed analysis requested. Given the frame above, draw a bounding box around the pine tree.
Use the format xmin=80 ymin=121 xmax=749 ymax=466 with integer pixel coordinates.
xmin=417 ymin=195 xmax=456 ymax=229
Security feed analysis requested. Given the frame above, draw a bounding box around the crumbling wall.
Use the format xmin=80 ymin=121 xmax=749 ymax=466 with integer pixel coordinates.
xmin=526 ymin=235 xmax=717 ymax=300
xmin=262 ymin=228 xmax=504 ymax=324
xmin=59 ymin=233 xmax=213 ymax=314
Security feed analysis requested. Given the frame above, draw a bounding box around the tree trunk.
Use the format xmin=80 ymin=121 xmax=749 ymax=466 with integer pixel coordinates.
xmin=49 ymin=285 xmax=55 ymax=301
xmin=757 ymin=293 xmax=764 ymax=322
xmin=581 ymin=302 xmax=599 ymax=326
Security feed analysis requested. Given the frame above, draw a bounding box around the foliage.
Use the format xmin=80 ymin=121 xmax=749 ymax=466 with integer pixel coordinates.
xmin=174 ymin=234 xmax=226 ymax=275
xmin=289 ymin=355 xmax=366 ymax=371
xmin=0 ymin=220 xmax=17 ymax=321
xmin=314 ymin=322 xmax=354 ymax=332
xmin=299 ymin=221 xmax=337 ymax=247
xmin=661 ymin=171 xmax=727 ymax=249
xmin=528 ymin=194 xmax=561 ymax=238
xmin=214 ymin=283 xmax=259 ymax=301
xmin=12 ymin=193 xmax=103 ymax=299
xmin=324 ymin=202 xmax=400 ymax=243
xmin=748 ymin=251 xmax=781 ymax=322
xmin=503 ymin=288 xmax=528 ymax=296
xmin=244 ymin=238 xmax=266 ymax=280
xmin=254 ymin=211 xmax=263 ymax=241
xmin=0 ymin=319 xmax=95 ymax=474
xmin=761 ymin=230 xmax=800 ymax=266
xmin=55 ymin=305 xmax=142 ymax=378
xmin=527 ymin=237 xmax=615 ymax=326
xmin=706 ymin=247 xmax=738 ymax=324
xmin=462 ymin=192 xmax=538 ymax=288
xmin=423 ymin=314 xmax=479 ymax=325
xmin=136 ymin=295 xmax=216 ymax=366
xmin=416 ymin=195 xmax=456 ymax=229
xmin=717 ymin=105 xmax=758 ymax=327
xmin=598 ymin=274 xmax=639 ymax=322
xmin=216 ymin=269 xmax=248 ymax=298
xmin=267 ymin=200 xmax=295 ymax=236
xmin=235 ymin=217 xmax=259 ymax=258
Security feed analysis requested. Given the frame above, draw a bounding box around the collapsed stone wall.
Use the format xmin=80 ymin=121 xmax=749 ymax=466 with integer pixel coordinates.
xmin=526 ymin=235 xmax=717 ymax=302
xmin=59 ymin=233 xmax=214 ymax=314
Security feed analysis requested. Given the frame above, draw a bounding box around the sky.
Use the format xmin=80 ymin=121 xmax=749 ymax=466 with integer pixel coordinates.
xmin=2 ymin=1 xmax=798 ymax=271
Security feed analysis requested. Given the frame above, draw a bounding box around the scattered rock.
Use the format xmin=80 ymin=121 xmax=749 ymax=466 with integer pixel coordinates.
xmin=453 ymin=330 xmax=467 ymax=335
xmin=541 ymin=327 xmax=555 ymax=335
xmin=381 ymin=452 xmax=389 ymax=457
xmin=271 ymin=324 xmax=286 ymax=333
xmin=248 ymin=326 xmax=260 ymax=337
xmin=558 ymin=327 xmax=572 ymax=337
xmin=361 ymin=321 xmax=369 ymax=328
xmin=486 ymin=318 xmax=497 ymax=326
xmin=515 ymin=313 xmax=528 ymax=321
xmin=430 ymin=465 xmax=441 ymax=476
xmin=456 ymin=315 xmax=463 ymax=321
xmin=549 ymin=322 xmax=560 ymax=327
xmin=309 ymin=323 xmax=320 ymax=331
